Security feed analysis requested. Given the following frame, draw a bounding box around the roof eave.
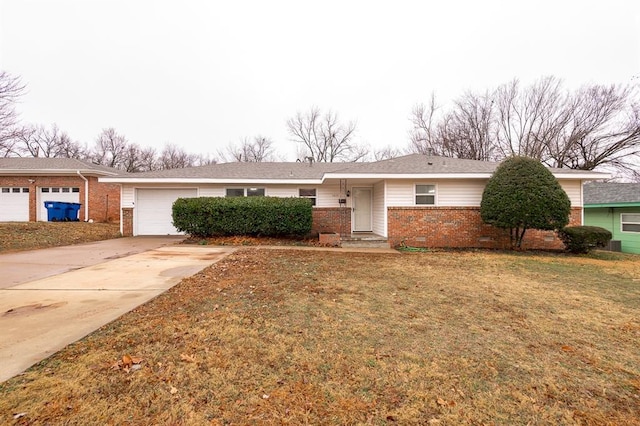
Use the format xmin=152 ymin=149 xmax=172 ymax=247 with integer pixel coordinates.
xmin=324 ymin=173 xmax=495 ymax=180
xmin=584 ymin=202 xmax=640 ymax=208
xmin=98 ymin=177 xmax=325 ymax=184
xmin=2 ymin=168 xmax=118 ymax=176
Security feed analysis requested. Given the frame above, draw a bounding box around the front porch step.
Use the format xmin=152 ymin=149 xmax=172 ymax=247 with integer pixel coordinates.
xmin=340 ymin=235 xmax=390 ymax=249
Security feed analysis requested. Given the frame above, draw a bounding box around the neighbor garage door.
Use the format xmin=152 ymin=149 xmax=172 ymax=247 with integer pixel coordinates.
xmin=37 ymin=187 xmax=81 ymax=221
xmin=135 ymin=188 xmax=197 ymax=235
xmin=0 ymin=187 xmax=30 ymax=221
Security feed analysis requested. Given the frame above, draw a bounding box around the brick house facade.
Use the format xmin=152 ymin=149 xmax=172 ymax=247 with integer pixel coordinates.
xmin=0 ymin=158 xmax=121 ymax=223
xmin=101 ymin=155 xmax=607 ymax=247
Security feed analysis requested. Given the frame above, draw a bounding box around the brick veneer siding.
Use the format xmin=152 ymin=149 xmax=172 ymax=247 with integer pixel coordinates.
xmin=122 ymin=207 xmax=134 ymax=237
xmin=388 ymin=206 xmax=582 ymax=250
xmin=0 ymin=175 xmax=120 ymax=222
xmin=312 ymin=207 xmax=351 ymax=237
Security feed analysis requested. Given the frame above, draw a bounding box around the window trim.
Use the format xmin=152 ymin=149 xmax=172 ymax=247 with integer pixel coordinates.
xmin=414 ymin=183 xmax=437 ymax=206
xmin=621 ymin=213 xmax=640 ymax=233
xmin=299 ymin=188 xmax=317 ymax=207
xmin=225 ymin=187 xmax=266 ymax=197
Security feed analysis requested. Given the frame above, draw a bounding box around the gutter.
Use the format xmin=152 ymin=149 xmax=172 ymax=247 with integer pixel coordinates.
xmin=77 ymin=170 xmax=89 ymax=221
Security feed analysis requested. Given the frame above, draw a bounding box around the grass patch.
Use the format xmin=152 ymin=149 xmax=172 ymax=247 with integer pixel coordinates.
xmin=1 ymin=249 xmax=639 ymax=424
xmin=0 ymin=222 xmax=121 ymax=253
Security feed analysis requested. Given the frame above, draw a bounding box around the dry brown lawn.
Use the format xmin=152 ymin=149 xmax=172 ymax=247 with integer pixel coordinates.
xmin=1 ymin=248 xmax=639 ymax=425
xmin=0 ymin=222 xmax=121 ymax=252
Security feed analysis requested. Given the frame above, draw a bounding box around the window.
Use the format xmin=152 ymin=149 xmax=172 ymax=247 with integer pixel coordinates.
xmin=415 ymin=184 xmax=436 ymax=205
xmin=62 ymin=187 xmax=70 ymax=193
xmin=226 ymin=188 xmax=245 ymax=197
xmin=72 ymin=187 xmax=80 ymax=193
xmin=621 ymin=213 xmax=640 ymax=233
xmin=226 ymin=188 xmax=265 ymax=197
xmin=52 ymin=188 xmax=60 ymax=193
xmin=41 ymin=188 xmax=49 ymax=193
xmin=299 ymin=188 xmax=317 ymax=206
xmin=22 ymin=188 xmax=29 ymax=193
xmin=247 ymin=187 xmax=265 ymax=197
xmin=11 ymin=187 xmax=20 ymax=193
xmin=1 ymin=188 xmax=9 ymax=193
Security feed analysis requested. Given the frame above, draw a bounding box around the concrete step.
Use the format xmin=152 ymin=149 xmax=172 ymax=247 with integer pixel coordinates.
xmin=340 ymin=240 xmax=391 ymax=249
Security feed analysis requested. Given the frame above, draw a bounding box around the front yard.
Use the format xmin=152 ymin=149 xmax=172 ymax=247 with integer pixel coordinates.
xmin=1 ymin=249 xmax=639 ymax=424
xmin=0 ymin=222 xmax=121 ymax=253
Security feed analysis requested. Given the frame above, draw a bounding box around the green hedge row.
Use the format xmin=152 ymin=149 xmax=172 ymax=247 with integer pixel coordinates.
xmin=558 ymin=226 xmax=612 ymax=254
xmin=172 ymin=196 xmax=313 ymax=237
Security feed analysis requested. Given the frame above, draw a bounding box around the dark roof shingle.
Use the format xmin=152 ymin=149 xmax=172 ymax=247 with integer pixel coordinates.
xmin=584 ymin=182 xmax=640 ymax=204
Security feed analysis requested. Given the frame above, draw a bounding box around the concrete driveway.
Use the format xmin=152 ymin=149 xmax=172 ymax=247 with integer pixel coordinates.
xmin=0 ymin=237 xmax=235 ymax=382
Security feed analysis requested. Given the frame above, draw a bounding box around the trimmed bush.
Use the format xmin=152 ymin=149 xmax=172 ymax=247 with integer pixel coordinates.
xmin=481 ymin=156 xmax=571 ymax=249
xmin=172 ymin=196 xmax=313 ymax=237
xmin=558 ymin=226 xmax=612 ymax=254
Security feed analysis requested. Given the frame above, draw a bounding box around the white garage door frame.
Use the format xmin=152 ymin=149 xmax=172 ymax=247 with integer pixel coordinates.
xmin=37 ymin=187 xmax=81 ymax=221
xmin=135 ymin=188 xmax=198 ymax=235
xmin=0 ymin=187 xmax=30 ymax=222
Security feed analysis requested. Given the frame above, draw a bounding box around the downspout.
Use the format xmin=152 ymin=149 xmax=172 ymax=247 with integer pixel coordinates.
xmin=77 ymin=170 xmax=89 ymax=221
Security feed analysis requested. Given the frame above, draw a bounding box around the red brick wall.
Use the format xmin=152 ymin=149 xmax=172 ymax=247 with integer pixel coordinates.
xmin=388 ymin=206 xmax=582 ymax=250
xmin=312 ymin=207 xmax=351 ymax=236
xmin=122 ymin=208 xmax=133 ymax=237
xmin=0 ymin=175 xmax=120 ymax=223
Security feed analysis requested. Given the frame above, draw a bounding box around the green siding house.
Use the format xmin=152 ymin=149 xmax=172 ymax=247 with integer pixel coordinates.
xmin=583 ymin=182 xmax=640 ymax=254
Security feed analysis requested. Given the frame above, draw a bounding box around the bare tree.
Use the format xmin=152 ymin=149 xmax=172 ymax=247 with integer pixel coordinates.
xmin=409 ymin=76 xmax=640 ymax=176
xmin=409 ymin=93 xmax=442 ymax=155
xmin=0 ymin=71 xmax=26 ymax=156
xmin=13 ymin=124 xmax=76 ymax=158
xmin=56 ymin=132 xmax=87 ymax=159
xmin=287 ymin=107 xmax=366 ymax=162
xmin=193 ymin=152 xmax=218 ymax=166
xmin=158 ymin=143 xmax=197 ymax=170
xmin=221 ymin=136 xmax=277 ymax=162
xmin=373 ymin=145 xmax=404 ymax=161
xmin=91 ymin=128 xmax=130 ymax=168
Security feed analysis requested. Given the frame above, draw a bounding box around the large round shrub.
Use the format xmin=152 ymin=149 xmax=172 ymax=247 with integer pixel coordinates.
xmin=480 ymin=156 xmax=571 ymax=249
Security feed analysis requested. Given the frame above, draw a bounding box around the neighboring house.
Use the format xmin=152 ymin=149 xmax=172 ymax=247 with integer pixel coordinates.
xmin=583 ymin=182 xmax=640 ymax=254
xmin=100 ymin=154 xmax=607 ymax=249
xmin=0 ymin=158 xmax=121 ymax=222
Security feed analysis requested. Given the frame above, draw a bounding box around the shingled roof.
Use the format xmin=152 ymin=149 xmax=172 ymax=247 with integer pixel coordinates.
xmin=98 ymin=154 xmax=608 ymax=182
xmin=584 ymin=182 xmax=640 ymax=205
xmin=0 ymin=157 xmax=120 ymax=175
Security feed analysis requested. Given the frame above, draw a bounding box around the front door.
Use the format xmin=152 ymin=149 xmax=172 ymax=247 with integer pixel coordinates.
xmin=352 ymin=187 xmax=372 ymax=232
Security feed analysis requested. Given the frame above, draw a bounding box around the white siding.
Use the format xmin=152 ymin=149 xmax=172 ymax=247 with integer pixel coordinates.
xmin=317 ymin=183 xmax=343 ymax=208
xmin=437 ymin=180 xmax=487 ymax=206
xmin=559 ymin=180 xmax=582 ymax=206
xmin=199 ymin=186 xmax=225 ymax=197
xmin=386 ymin=178 xmax=583 ymax=208
xmin=372 ymin=181 xmax=386 ymax=236
xmin=386 ymin=179 xmax=486 ymax=207
xmin=265 ymin=185 xmax=298 ymax=198
xmin=122 ymin=185 xmax=135 ymax=208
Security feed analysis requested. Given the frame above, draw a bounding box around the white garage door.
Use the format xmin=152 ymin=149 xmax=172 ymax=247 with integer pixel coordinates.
xmin=136 ymin=188 xmax=197 ymax=235
xmin=0 ymin=187 xmax=30 ymax=221
xmin=37 ymin=187 xmax=81 ymax=221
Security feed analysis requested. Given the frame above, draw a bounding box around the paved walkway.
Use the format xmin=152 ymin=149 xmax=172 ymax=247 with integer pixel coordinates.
xmin=0 ymin=238 xmax=235 ymax=382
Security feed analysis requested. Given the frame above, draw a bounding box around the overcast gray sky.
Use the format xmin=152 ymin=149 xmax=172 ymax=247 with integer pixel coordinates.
xmin=1 ymin=0 xmax=639 ymax=160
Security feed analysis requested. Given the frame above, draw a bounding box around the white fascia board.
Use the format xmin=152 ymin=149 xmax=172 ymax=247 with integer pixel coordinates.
xmin=323 ymin=173 xmax=494 ymax=180
xmin=553 ymin=172 xmax=610 ymax=180
xmin=2 ymin=169 xmax=115 ymax=176
xmin=324 ymin=171 xmax=611 ymax=181
xmin=98 ymin=177 xmax=325 ymax=184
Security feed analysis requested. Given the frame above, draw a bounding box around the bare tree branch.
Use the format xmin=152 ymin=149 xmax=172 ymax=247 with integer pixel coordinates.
xmin=287 ymin=107 xmax=366 ymax=162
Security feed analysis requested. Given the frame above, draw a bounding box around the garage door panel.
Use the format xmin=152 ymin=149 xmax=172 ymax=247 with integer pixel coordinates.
xmin=37 ymin=187 xmax=80 ymax=221
xmin=0 ymin=188 xmax=30 ymax=222
xmin=136 ymin=189 xmax=197 ymax=235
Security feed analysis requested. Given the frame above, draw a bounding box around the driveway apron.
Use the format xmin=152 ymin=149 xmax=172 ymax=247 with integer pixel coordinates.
xmin=0 ymin=240 xmax=235 ymax=382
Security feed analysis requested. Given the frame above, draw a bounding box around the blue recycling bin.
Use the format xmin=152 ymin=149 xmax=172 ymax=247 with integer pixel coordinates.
xmin=65 ymin=203 xmax=81 ymax=221
xmin=44 ymin=201 xmax=66 ymax=221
